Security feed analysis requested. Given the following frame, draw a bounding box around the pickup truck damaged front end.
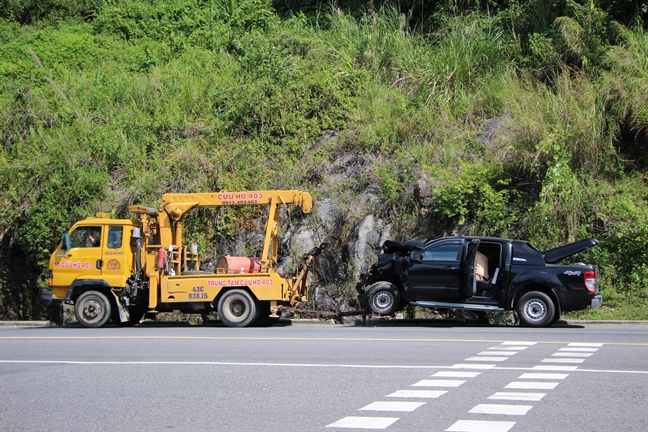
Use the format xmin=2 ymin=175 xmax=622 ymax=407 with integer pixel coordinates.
xmin=356 ymin=240 xmax=423 ymax=310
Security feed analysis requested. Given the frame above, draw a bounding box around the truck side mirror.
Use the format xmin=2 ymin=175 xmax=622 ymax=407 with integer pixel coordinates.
xmin=62 ymin=232 xmax=71 ymax=252
xmin=410 ymin=251 xmax=422 ymax=263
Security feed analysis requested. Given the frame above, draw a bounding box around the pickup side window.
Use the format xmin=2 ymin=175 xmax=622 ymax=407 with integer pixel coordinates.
xmin=421 ymin=243 xmax=462 ymax=261
xmin=107 ymin=226 xmax=123 ymax=249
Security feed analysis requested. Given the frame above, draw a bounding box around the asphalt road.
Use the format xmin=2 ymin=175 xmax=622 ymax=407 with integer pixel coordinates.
xmin=1 ymin=321 xmax=647 ymax=432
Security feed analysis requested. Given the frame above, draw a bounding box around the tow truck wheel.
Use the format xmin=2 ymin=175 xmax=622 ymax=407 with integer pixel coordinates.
xmin=75 ymin=291 xmax=112 ymax=328
xmin=517 ymin=291 xmax=555 ymax=327
xmin=365 ymin=282 xmax=400 ymax=316
xmin=218 ymin=289 xmax=259 ymax=328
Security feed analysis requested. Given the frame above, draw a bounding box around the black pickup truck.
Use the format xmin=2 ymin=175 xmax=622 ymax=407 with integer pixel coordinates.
xmin=357 ymin=236 xmax=602 ymax=327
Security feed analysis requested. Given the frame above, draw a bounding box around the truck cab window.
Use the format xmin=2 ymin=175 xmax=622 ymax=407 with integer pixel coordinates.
xmin=107 ymin=226 xmax=123 ymax=249
xmin=70 ymin=226 xmax=102 ymax=248
xmin=421 ymin=243 xmax=461 ymax=261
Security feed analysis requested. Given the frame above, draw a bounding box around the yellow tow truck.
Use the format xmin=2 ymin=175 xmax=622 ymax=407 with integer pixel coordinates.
xmin=44 ymin=190 xmax=317 ymax=327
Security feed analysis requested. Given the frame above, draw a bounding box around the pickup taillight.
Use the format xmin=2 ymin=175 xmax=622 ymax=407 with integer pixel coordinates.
xmin=584 ymin=270 xmax=597 ymax=294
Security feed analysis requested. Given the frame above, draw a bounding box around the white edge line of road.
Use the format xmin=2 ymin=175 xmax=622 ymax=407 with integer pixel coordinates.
xmin=1 ymin=360 xmax=647 ymax=374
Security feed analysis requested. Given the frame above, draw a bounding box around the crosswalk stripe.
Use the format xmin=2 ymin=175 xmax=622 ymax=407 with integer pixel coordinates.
xmin=478 ymin=351 xmax=517 ymax=356
xmin=489 ymin=346 xmax=527 ymax=351
xmin=488 ymin=392 xmax=546 ymax=401
xmin=451 ymin=363 xmax=496 ymax=369
xmin=465 ymin=357 xmax=509 ymax=362
xmin=532 ymin=365 xmax=578 ymax=371
xmin=541 ymin=358 xmax=585 ymax=363
xmin=552 ymin=352 xmax=593 ymax=357
xmin=387 ymin=390 xmax=447 ymax=398
xmin=433 ymin=371 xmax=481 ymax=378
xmin=326 ymin=416 xmax=399 ymax=429
xmin=568 ymin=343 xmax=604 ymax=347
xmin=505 ymin=381 xmax=559 ymax=390
xmin=359 ymin=401 xmax=425 ymax=412
xmin=469 ymin=404 xmax=533 ymax=415
xmin=412 ymin=379 xmax=466 ymax=387
xmin=518 ymin=373 xmax=568 ymax=380
xmin=446 ymin=420 xmax=516 ymax=431
xmin=559 ymin=347 xmax=598 ymax=352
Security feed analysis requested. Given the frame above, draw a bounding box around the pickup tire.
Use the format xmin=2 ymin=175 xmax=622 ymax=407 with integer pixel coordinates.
xmin=517 ymin=291 xmax=556 ymax=327
xmin=365 ymin=282 xmax=400 ymax=316
xmin=75 ymin=290 xmax=112 ymax=328
xmin=218 ymin=289 xmax=258 ymax=327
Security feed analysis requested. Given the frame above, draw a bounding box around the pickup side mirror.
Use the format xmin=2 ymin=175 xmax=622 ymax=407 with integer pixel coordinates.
xmin=410 ymin=251 xmax=422 ymax=263
xmin=61 ymin=232 xmax=71 ymax=252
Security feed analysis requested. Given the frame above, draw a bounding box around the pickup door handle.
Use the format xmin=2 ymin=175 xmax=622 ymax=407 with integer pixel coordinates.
xmin=445 ymin=266 xmax=458 ymax=272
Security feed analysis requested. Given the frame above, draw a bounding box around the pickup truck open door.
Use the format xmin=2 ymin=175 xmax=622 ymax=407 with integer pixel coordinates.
xmin=407 ymin=238 xmax=482 ymax=301
xmin=460 ymin=239 xmax=480 ymax=299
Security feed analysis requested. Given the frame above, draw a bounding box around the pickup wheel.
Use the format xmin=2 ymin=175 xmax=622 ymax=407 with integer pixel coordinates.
xmin=218 ymin=289 xmax=258 ymax=328
xmin=75 ymin=291 xmax=112 ymax=328
xmin=365 ymin=282 xmax=400 ymax=316
xmin=517 ymin=291 xmax=556 ymax=327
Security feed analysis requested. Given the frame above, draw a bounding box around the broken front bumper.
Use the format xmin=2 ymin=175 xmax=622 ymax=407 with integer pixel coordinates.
xmin=591 ymin=294 xmax=603 ymax=309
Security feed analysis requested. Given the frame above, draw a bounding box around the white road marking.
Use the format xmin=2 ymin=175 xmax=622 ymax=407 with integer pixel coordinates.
xmin=532 ymin=365 xmax=579 ymax=371
xmin=552 ymin=352 xmax=593 ymax=357
xmin=465 ymin=357 xmax=509 ymax=362
xmin=541 ymin=358 xmax=585 ymax=364
xmin=501 ymin=341 xmax=537 ymax=345
xmin=505 ymin=381 xmax=559 ymax=390
xmin=412 ymin=379 xmax=466 ymax=387
xmin=490 ymin=346 xmax=527 ymax=351
xmin=469 ymin=404 xmax=533 ymax=416
xmin=488 ymin=392 xmax=546 ymax=401
xmin=559 ymin=347 xmax=598 ymax=352
xmin=446 ymin=420 xmax=516 ymax=432
xmin=387 ymin=390 xmax=447 ymax=398
xmin=568 ymin=343 xmax=604 ymax=347
xmin=326 ymin=416 xmax=399 ymax=429
xmin=360 ymin=401 xmax=425 ymax=412
xmin=518 ymin=373 xmax=568 ymax=380
xmin=6 ymin=361 xmax=641 ymax=375
xmin=433 ymin=371 xmax=481 ymax=378
xmin=478 ymin=351 xmax=517 ymax=356
xmin=450 ymin=364 xmax=496 ymax=369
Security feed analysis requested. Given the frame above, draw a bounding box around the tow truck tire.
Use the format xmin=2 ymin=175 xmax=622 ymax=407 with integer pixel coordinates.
xmin=218 ymin=289 xmax=258 ymax=328
xmin=75 ymin=291 xmax=112 ymax=328
xmin=517 ymin=291 xmax=555 ymax=327
xmin=365 ymin=282 xmax=400 ymax=316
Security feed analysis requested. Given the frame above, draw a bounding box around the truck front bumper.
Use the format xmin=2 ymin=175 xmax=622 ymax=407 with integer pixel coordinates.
xmin=591 ymin=294 xmax=603 ymax=309
xmin=39 ymin=289 xmax=52 ymax=303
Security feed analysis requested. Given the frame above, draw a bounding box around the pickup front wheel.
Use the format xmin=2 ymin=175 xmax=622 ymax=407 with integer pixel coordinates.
xmin=517 ymin=291 xmax=555 ymax=327
xmin=365 ymin=282 xmax=400 ymax=316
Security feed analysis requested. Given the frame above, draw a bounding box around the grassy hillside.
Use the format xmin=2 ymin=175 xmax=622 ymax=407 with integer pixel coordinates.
xmin=1 ymin=0 xmax=646 ymax=321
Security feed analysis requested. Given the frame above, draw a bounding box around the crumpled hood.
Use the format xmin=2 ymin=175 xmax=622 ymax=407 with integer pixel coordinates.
xmin=381 ymin=240 xmax=424 ymax=254
xmin=543 ymin=238 xmax=598 ymax=263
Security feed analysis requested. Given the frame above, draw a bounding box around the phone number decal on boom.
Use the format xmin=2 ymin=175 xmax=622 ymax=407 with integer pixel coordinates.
xmin=221 ymin=200 xmax=258 ymax=206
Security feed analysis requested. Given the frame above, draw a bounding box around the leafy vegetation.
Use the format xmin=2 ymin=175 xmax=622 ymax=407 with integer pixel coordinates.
xmin=1 ymin=0 xmax=646 ymax=321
